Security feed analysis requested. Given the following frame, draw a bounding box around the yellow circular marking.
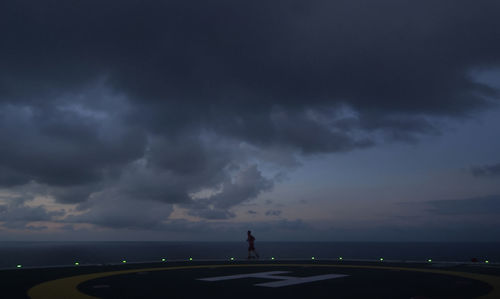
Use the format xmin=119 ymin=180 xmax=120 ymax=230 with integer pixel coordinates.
xmin=28 ymin=263 xmax=500 ymax=299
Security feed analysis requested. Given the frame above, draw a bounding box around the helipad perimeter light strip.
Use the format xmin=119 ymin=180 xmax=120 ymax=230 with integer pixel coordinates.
xmin=27 ymin=263 xmax=500 ymax=299
xmin=7 ymin=257 xmax=496 ymax=270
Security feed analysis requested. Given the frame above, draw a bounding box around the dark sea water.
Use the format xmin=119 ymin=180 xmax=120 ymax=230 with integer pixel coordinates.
xmin=0 ymin=242 xmax=498 ymax=269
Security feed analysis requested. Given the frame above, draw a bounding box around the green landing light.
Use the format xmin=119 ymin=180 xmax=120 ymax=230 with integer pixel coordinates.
xmin=485 ymin=260 xmax=489 ymax=264
xmin=339 ymin=257 xmax=343 ymax=260
xmin=122 ymin=260 xmax=127 ymax=263
xmin=271 ymin=257 xmax=275 ymax=260
xmin=189 ymin=257 xmax=193 ymax=261
xmin=16 ymin=264 xmax=22 ymax=268
xmin=161 ymin=258 xmax=166 ymax=262
xmin=230 ymin=257 xmax=235 ymax=261
xmin=428 ymin=259 xmax=432 ymax=263
xmin=74 ymin=262 xmax=80 ymax=266
xmin=380 ymin=258 xmax=384 ymax=261
xmin=311 ymin=257 xmax=315 ymax=260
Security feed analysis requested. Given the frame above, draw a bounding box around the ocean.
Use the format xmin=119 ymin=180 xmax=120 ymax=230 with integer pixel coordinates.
xmin=0 ymin=241 xmax=498 ymax=269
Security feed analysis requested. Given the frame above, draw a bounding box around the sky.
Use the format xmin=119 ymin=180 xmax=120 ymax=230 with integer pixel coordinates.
xmin=1 ymin=0 xmax=500 ymax=241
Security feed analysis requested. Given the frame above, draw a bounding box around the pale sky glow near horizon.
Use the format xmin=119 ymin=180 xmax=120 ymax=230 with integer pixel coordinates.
xmin=1 ymin=1 xmax=500 ymax=242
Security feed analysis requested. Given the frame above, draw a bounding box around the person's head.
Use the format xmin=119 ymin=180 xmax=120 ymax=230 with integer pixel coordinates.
xmin=247 ymin=230 xmax=251 ymax=235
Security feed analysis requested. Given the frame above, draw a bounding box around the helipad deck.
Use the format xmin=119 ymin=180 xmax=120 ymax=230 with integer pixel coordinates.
xmin=2 ymin=260 xmax=499 ymax=298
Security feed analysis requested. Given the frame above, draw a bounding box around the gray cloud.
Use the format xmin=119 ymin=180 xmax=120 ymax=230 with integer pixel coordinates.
xmin=65 ymin=191 xmax=174 ymax=230
xmin=265 ymin=210 xmax=282 ymax=217
xmin=424 ymin=195 xmax=500 ymax=215
xmin=187 ymin=165 xmax=274 ymax=219
xmin=206 ymin=165 xmax=274 ymax=209
xmin=470 ymin=163 xmax=500 ymax=178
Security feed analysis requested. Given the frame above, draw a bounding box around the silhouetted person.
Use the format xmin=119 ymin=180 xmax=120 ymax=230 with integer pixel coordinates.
xmin=247 ymin=230 xmax=259 ymax=259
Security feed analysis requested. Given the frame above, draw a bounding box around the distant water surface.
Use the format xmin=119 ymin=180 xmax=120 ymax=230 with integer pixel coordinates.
xmin=0 ymin=242 xmax=498 ymax=268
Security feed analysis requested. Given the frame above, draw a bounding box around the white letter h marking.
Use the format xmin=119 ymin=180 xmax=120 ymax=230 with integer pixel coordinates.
xmin=198 ymin=271 xmax=348 ymax=287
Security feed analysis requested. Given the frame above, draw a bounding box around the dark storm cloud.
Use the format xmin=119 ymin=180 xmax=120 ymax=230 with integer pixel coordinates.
xmin=0 ymin=97 xmax=146 ymax=190
xmin=2 ymin=0 xmax=499 ymax=121
xmin=265 ymin=210 xmax=282 ymax=217
xmin=470 ymin=162 xmax=500 ymax=178
xmin=424 ymin=195 xmax=500 ymax=215
xmin=1 ymin=0 xmax=500 ymax=223
xmin=0 ymin=203 xmax=63 ymax=229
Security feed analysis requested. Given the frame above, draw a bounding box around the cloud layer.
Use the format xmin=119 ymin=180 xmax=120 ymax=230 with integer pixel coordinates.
xmin=1 ymin=1 xmax=500 ymax=230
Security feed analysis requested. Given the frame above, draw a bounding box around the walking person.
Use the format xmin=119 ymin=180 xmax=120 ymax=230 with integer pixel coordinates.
xmin=247 ymin=230 xmax=259 ymax=259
